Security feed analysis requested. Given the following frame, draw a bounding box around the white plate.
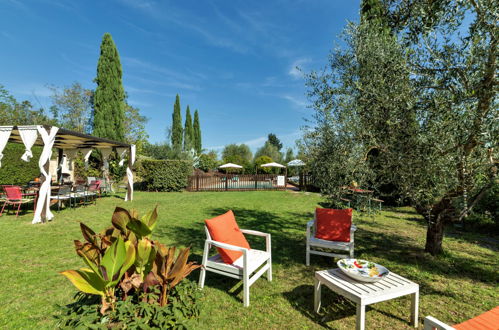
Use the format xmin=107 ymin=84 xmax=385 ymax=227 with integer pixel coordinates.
xmin=337 ymin=259 xmax=389 ymax=283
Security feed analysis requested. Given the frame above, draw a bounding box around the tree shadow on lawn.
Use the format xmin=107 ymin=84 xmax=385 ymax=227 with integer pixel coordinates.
xmin=155 ymin=207 xmax=313 ymax=266
xmin=283 ymin=284 xmax=416 ymax=329
xmin=354 ymin=226 xmax=498 ymax=285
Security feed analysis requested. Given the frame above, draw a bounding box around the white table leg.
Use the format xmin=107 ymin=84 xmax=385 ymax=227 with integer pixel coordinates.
xmin=356 ymin=304 xmax=366 ymax=330
xmin=314 ymin=278 xmax=321 ymax=313
xmin=411 ymin=290 xmax=419 ymax=327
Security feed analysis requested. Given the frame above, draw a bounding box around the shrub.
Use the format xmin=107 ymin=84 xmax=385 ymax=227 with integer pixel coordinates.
xmin=0 ymin=143 xmax=42 ymax=185
xmin=57 ymin=280 xmax=202 ymax=329
xmin=137 ymin=159 xmax=192 ymax=192
xmin=58 ymin=206 xmax=202 ymax=328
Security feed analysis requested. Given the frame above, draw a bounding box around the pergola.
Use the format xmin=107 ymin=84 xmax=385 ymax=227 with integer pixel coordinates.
xmin=0 ymin=125 xmax=135 ymax=224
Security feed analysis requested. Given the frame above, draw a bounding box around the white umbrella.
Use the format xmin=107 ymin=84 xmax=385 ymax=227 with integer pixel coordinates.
xmin=287 ymin=159 xmax=306 ymax=167
xmin=219 ymin=163 xmax=243 ymax=169
xmin=261 ymin=162 xmax=286 ymax=168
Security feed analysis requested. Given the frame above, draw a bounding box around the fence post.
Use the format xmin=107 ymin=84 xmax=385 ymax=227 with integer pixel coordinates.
xmin=255 ymin=174 xmax=258 ymax=189
xmin=225 ymin=175 xmax=228 ymax=191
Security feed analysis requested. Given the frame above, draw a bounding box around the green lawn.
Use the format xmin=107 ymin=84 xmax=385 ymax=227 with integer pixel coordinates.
xmin=0 ymin=191 xmax=497 ymax=329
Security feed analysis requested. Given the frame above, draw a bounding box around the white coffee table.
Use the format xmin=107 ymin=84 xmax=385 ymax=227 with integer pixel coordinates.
xmin=314 ymin=268 xmax=419 ymax=330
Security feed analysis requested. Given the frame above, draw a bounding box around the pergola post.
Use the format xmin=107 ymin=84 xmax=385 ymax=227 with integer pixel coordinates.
xmin=125 ymin=145 xmax=135 ymax=201
xmin=32 ymin=126 xmax=58 ymax=224
xmin=57 ymin=148 xmax=63 ymax=184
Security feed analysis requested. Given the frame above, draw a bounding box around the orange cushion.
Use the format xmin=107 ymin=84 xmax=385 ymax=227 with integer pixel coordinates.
xmin=454 ymin=306 xmax=499 ymax=330
xmin=315 ymin=208 xmax=352 ymax=242
xmin=205 ymin=210 xmax=250 ymax=264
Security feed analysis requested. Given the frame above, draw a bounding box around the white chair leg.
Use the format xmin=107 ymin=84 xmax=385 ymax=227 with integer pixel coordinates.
xmin=198 ymin=267 xmax=206 ymax=288
xmin=349 ymin=244 xmax=354 ymax=258
xmin=243 ymin=269 xmax=250 ymax=307
xmin=267 ymin=259 xmax=272 ymax=281
xmin=306 ymin=242 xmax=310 ymax=266
xmin=199 ymin=241 xmax=210 ymax=289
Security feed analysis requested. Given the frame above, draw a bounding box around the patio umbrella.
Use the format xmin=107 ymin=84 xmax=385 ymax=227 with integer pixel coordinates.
xmin=219 ymin=163 xmax=243 ymax=169
xmin=287 ymin=159 xmax=306 ymax=167
xmin=260 ymin=162 xmax=286 ymax=168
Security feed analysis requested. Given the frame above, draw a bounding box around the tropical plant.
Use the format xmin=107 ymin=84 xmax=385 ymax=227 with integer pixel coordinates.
xmin=60 ymin=206 xmax=200 ymax=319
xmin=61 ymin=236 xmax=135 ymax=314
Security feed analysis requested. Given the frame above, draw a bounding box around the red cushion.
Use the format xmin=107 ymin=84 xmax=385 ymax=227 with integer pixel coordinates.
xmin=315 ymin=208 xmax=352 ymax=242
xmin=205 ymin=210 xmax=251 ymax=264
xmin=454 ymin=306 xmax=499 ymax=330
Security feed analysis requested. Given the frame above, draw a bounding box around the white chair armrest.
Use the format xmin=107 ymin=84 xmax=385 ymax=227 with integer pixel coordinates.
xmin=423 ymin=316 xmax=455 ymax=330
xmin=240 ymin=229 xmax=269 ymax=237
xmin=351 ymin=224 xmax=357 ymax=232
xmin=206 ymin=239 xmax=249 ymax=253
xmin=306 ymin=219 xmax=315 ymax=228
xmin=240 ymin=229 xmax=271 ymax=253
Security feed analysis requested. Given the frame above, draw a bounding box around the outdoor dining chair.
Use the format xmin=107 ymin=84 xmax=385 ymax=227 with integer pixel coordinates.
xmin=71 ymin=184 xmax=87 ymax=206
xmin=0 ymin=185 xmax=36 ymax=217
xmin=306 ymin=208 xmax=356 ymax=266
xmin=85 ymin=180 xmax=101 ymax=205
xmin=199 ymin=210 xmax=272 ymax=307
xmin=52 ymin=185 xmax=72 ymax=211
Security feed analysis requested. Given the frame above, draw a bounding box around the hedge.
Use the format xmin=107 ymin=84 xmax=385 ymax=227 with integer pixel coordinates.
xmin=136 ymin=159 xmax=192 ymax=192
xmin=0 ymin=143 xmax=42 ymax=185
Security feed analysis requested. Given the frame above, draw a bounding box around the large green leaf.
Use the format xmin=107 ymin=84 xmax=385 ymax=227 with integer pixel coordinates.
xmin=135 ymin=239 xmax=155 ymax=275
xmin=141 ymin=206 xmax=158 ymax=231
xmin=60 ymin=269 xmax=105 ymax=296
xmin=101 ymin=237 xmax=126 ymax=281
xmin=111 ymin=207 xmax=131 ymax=233
xmin=80 ymin=223 xmax=96 ymax=244
xmin=126 ymin=219 xmax=152 ymax=238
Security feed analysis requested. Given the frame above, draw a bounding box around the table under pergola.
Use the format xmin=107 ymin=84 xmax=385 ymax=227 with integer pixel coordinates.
xmin=0 ymin=125 xmax=135 ymax=224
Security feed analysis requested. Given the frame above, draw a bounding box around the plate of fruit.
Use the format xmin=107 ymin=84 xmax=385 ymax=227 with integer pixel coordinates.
xmin=337 ymin=259 xmax=389 ymax=282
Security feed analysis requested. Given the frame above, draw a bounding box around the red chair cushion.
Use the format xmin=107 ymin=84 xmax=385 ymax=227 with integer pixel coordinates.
xmin=454 ymin=306 xmax=499 ymax=330
xmin=315 ymin=208 xmax=352 ymax=242
xmin=205 ymin=210 xmax=251 ymax=264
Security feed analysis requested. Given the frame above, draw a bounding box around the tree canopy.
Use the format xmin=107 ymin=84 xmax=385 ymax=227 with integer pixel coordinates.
xmin=303 ymin=0 xmax=497 ymax=255
xmin=93 ymin=33 xmax=126 ymax=141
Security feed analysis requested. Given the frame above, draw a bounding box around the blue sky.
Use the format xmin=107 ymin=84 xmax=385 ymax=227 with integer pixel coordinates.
xmin=1 ymin=0 xmax=360 ymax=153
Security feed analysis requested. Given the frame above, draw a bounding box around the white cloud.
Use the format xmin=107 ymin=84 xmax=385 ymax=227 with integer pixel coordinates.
xmin=288 ymin=58 xmax=310 ymax=79
xmin=281 ymin=94 xmax=307 ymax=108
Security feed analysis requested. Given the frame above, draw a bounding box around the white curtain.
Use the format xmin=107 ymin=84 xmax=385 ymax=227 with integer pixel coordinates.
xmin=125 ymin=145 xmax=136 ymax=201
xmin=116 ymin=147 xmax=128 ymax=166
xmin=32 ymin=126 xmax=59 ymax=224
xmin=80 ymin=148 xmax=93 ymax=169
xmin=0 ymin=126 xmax=13 ymax=168
xmin=99 ymin=148 xmax=113 ymax=170
xmin=18 ymin=126 xmax=39 ymax=162
xmin=64 ymin=149 xmax=78 ymax=170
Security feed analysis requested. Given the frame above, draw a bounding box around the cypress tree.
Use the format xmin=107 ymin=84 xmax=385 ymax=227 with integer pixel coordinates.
xmin=171 ymin=94 xmax=183 ymax=151
xmin=183 ymin=105 xmax=194 ymax=151
xmin=193 ymin=109 xmax=201 ymax=153
xmin=93 ymin=33 xmax=125 ymax=141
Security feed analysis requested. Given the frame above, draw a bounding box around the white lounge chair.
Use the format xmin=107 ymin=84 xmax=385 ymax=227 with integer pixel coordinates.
xmin=199 ymin=225 xmax=272 ymax=307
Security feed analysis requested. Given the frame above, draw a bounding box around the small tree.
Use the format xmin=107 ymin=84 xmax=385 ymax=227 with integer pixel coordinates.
xmin=193 ymin=110 xmax=202 ymax=153
xmin=171 ymin=95 xmax=183 ymax=152
xmin=267 ymin=133 xmax=283 ymax=151
xmin=183 ymin=106 xmax=194 ymax=152
xmin=222 ymin=144 xmax=253 ymax=170
xmin=124 ymin=102 xmax=148 ymax=153
xmin=254 ymin=156 xmax=273 ymax=174
xmin=254 ymin=141 xmax=282 ymax=163
xmin=197 ymin=151 xmax=219 ymax=172
xmin=49 ymin=82 xmax=93 ymax=133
